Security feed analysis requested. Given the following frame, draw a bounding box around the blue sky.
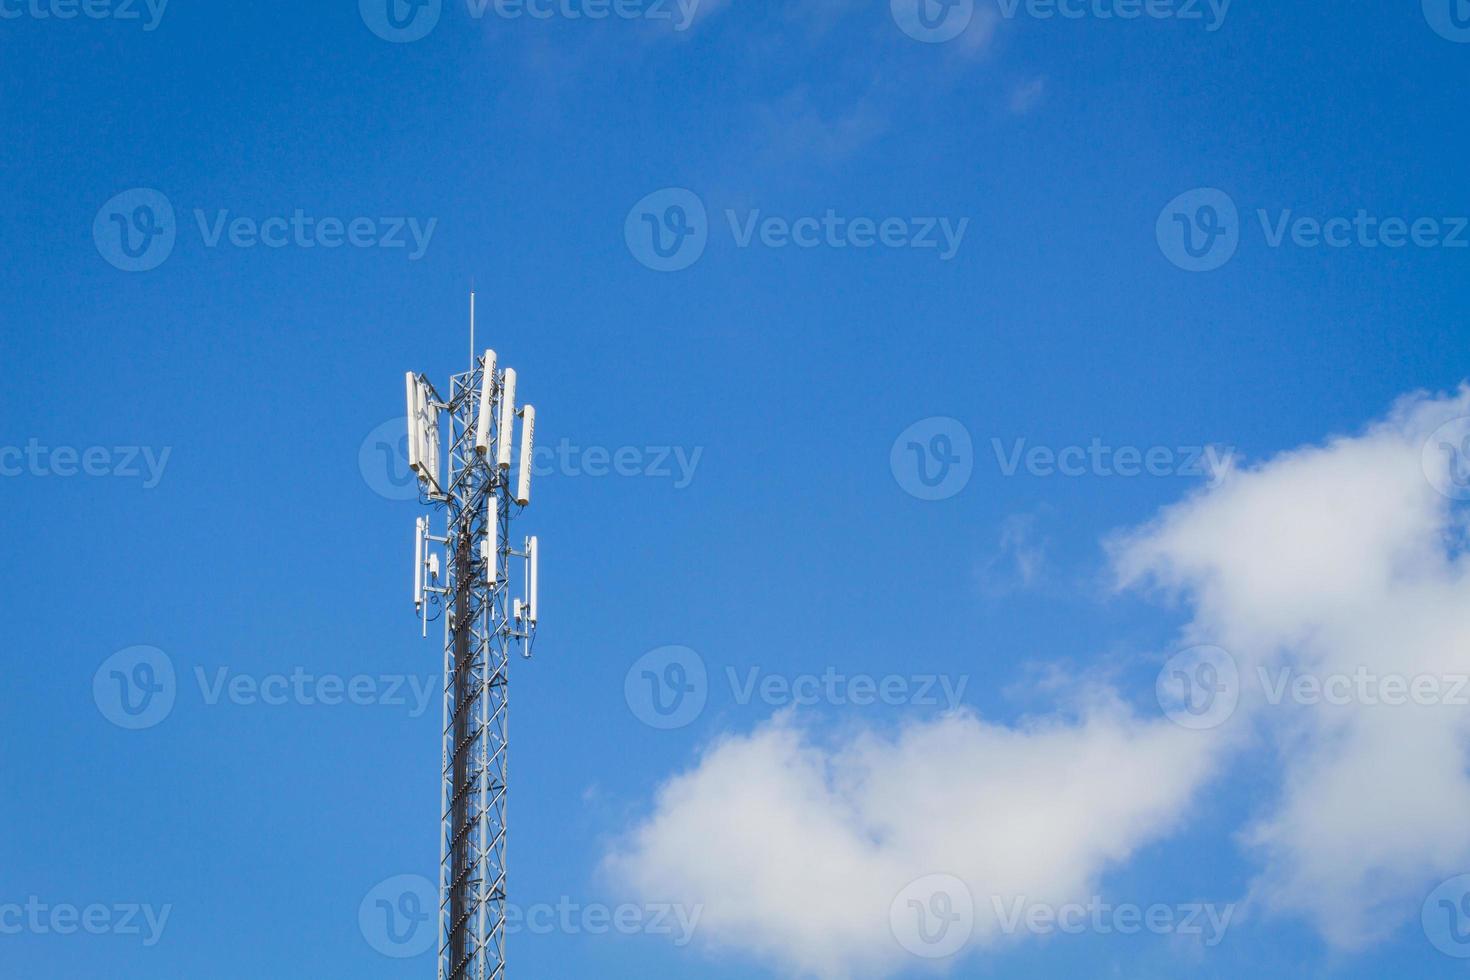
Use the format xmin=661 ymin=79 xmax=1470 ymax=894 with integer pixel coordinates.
xmin=4 ymin=1 xmax=1470 ymax=977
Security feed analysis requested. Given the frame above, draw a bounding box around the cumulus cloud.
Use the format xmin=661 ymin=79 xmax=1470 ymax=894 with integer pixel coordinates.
xmin=606 ymin=702 xmax=1219 ymax=977
xmin=608 ymin=387 xmax=1470 ymax=973
xmin=1114 ymin=387 xmax=1470 ymax=947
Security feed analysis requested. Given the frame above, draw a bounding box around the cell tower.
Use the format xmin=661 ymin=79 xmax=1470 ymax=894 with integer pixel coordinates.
xmin=406 ymin=292 xmax=539 ymax=980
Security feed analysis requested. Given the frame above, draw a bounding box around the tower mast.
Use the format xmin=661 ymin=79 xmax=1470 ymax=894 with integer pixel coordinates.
xmin=407 ymin=294 xmax=539 ymax=980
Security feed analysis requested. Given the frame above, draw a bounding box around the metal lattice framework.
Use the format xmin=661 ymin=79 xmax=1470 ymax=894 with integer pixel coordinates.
xmin=409 ymin=303 xmax=537 ymax=980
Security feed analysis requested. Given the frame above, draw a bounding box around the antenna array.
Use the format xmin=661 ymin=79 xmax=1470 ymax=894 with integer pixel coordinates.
xmin=406 ymin=294 xmax=540 ymax=980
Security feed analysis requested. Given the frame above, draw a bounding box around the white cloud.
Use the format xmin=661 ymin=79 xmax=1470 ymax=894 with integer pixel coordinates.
xmin=1114 ymin=387 xmax=1470 ymax=947
xmin=606 ymin=702 xmax=1219 ymax=977
xmin=608 ymin=388 xmax=1470 ymax=973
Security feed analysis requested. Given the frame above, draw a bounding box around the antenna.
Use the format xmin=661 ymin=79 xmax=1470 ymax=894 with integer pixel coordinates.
xmin=497 ymin=368 xmax=517 ymax=470
xmin=527 ymin=535 xmax=538 ymax=623
xmin=516 ymin=405 xmax=535 ymax=506
xmin=403 ymin=294 xmax=542 ymax=980
xmin=474 ymin=349 xmax=497 ymax=455
xmin=414 ymin=517 xmax=425 ymax=611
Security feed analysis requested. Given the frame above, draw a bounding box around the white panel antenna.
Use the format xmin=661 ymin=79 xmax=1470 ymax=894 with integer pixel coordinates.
xmin=526 ymin=535 xmax=538 ymax=623
xmin=421 ymin=387 xmax=441 ymax=494
xmin=474 ymin=349 xmax=497 ymax=455
xmin=414 ymin=517 xmax=426 ymax=610
xmin=515 ymin=405 xmax=535 ymax=506
xmin=406 ymin=373 xmax=423 ymax=473
xmin=497 ymin=368 xmax=517 ymax=470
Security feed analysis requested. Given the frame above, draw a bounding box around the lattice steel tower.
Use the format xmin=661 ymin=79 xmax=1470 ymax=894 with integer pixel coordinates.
xmin=406 ymin=293 xmax=540 ymax=980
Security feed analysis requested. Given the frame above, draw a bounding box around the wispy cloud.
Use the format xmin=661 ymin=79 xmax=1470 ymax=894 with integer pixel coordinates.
xmin=979 ymin=511 xmax=1049 ymax=594
xmin=1007 ymin=75 xmax=1047 ymax=115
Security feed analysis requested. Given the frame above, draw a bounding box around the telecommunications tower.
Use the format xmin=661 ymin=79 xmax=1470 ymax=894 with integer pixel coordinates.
xmin=406 ymin=293 xmax=540 ymax=980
